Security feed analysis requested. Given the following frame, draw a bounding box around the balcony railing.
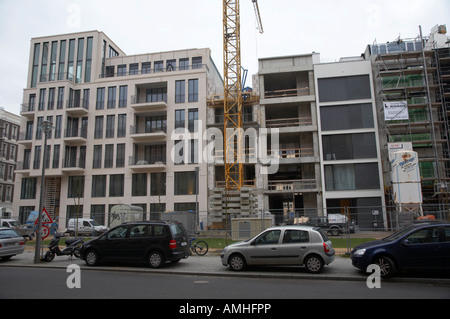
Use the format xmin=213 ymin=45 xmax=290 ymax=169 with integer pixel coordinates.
xmin=267 ymin=179 xmax=317 ymax=192
xmin=269 ymin=148 xmax=314 ymax=159
xmin=264 ymin=87 xmax=310 ymax=99
xmin=266 ymin=117 xmax=312 ymax=128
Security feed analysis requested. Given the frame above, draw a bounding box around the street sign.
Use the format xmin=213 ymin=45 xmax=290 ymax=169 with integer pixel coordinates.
xmin=34 ymin=207 xmax=53 ymax=225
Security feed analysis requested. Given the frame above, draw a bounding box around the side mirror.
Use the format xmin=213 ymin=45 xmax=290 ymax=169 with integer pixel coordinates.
xmin=401 ymin=239 xmax=410 ymax=246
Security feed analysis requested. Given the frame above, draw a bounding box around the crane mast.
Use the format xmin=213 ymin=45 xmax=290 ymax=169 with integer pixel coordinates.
xmin=223 ymin=0 xmax=243 ymax=191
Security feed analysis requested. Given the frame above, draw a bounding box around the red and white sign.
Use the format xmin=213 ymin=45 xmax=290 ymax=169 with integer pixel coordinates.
xmin=34 ymin=208 xmax=53 ymax=239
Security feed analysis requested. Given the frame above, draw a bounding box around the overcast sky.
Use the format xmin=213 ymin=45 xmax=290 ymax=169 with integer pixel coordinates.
xmin=0 ymin=0 xmax=449 ymax=115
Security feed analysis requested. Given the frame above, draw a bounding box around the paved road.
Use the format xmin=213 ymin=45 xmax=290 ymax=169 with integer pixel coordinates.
xmin=1 ymin=266 xmax=449 ymax=300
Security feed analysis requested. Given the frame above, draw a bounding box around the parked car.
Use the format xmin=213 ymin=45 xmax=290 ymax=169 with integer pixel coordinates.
xmin=351 ymin=222 xmax=450 ymax=278
xmin=221 ymin=225 xmax=335 ymax=273
xmin=79 ymin=221 xmax=190 ymax=268
xmin=302 ymin=214 xmax=355 ymax=236
xmin=1 ymin=219 xmax=35 ymax=239
xmin=66 ymin=218 xmax=107 ymax=236
xmin=0 ymin=227 xmax=25 ymax=260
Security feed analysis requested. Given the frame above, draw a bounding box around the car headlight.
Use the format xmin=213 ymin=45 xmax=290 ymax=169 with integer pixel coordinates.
xmin=222 ymin=246 xmax=228 ymax=253
xmin=353 ymin=248 xmax=366 ymax=256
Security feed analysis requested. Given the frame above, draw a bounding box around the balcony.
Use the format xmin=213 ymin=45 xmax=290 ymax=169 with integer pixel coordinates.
xmin=128 ymin=156 xmax=166 ymax=171
xmin=20 ymin=103 xmax=35 ymax=119
xmin=130 ymin=126 xmax=167 ymax=143
xmin=64 ymin=128 xmax=87 ymax=145
xmin=17 ymin=132 xmax=33 ymax=146
xmin=266 ymin=179 xmax=318 ymax=193
xmin=62 ymin=157 xmax=85 ymax=173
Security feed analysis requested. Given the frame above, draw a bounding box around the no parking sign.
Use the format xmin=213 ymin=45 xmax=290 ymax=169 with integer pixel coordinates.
xmin=34 ymin=207 xmax=53 ymax=239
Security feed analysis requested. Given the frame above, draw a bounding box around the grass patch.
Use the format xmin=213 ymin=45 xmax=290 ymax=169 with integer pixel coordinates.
xmin=330 ymin=237 xmax=375 ymax=248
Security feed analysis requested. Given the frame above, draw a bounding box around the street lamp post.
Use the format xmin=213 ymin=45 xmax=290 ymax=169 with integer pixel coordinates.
xmin=34 ymin=120 xmax=54 ymax=263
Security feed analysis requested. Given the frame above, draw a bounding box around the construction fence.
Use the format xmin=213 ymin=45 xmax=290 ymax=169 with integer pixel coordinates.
xmin=25 ymin=204 xmax=449 ymax=254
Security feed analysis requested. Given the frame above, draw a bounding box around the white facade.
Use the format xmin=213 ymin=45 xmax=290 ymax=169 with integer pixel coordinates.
xmin=13 ymin=31 xmax=222 ymax=228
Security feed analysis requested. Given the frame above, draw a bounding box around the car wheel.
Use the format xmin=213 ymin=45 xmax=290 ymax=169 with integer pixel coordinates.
xmin=148 ymin=251 xmax=165 ymax=268
xmin=304 ymin=254 xmax=324 ymax=274
xmin=229 ymin=254 xmax=246 ymax=271
xmin=374 ymin=255 xmax=395 ymax=278
xmin=85 ymin=250 xmax=99 ymax=266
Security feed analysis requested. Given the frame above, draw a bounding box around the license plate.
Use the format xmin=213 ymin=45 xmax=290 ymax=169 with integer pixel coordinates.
xmin=3 ymin=242 xmax=16 ymax=247
xmin=181 ymin=242 xmax=187 ymax=247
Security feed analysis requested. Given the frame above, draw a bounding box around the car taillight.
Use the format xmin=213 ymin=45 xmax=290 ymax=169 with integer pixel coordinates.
xmin=169 ymin=240 xmax=177 ymax=250
xmin=19 ymin=241 xmax=25 ymax=246
xmin=323 ymin=242 xmax=330 ymax=253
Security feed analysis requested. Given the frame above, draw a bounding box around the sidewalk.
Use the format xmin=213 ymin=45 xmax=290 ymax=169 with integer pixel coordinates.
xmin=2 ymin=248 xmax=449 ymax=284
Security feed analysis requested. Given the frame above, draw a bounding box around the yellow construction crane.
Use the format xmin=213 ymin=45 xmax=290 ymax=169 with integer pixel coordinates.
xmin=222 ymin=0 xmax=263 ymax=191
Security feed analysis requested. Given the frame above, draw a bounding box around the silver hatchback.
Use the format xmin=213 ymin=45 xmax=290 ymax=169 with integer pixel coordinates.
xmin=0 ymin=227 xmax=25 ymax=260
xmin=221 ymin=225 xmax=335 ymax=273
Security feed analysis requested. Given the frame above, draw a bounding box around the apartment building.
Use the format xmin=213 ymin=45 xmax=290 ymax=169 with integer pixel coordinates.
xmin=0 ymin=108 xmax=20 ymax=218
xmin=314 ymin=59 xmax=386 ymax=228
xmin=13 ymin=30 xmax=222 ymax=228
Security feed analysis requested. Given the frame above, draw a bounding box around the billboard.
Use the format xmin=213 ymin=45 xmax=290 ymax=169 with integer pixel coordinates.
xmin=384 ymin=101 xmax=409 ymax=121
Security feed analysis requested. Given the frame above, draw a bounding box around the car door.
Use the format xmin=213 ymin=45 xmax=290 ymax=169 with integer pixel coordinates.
xmin=441 ymin=226 xmax=450 ymax=268
xmin=247 ymin=229 xmax=281 ymax=265
xmin=277 ymin=229 xmax=310 ymax=265
xmin=127 ymin=224 xmax=155 ymax=260
xmin=397 ymin=226 xmax=443 ymax=269
xmin=99 ymin=225 xmax=130 ymax=261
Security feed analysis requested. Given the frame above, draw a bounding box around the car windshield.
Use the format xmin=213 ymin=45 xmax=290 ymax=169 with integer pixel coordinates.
xmin=382 ymin=225 xmax=418 ymax=241
xmin=90 ymin=220 xmax=100 ymax=226
xmin=0 ymin=229 xmax=20 ymax=239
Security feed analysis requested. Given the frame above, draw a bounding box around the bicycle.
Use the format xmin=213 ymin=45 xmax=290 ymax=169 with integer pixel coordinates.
xmin=189 ymin=235 xmax=209 ymax=256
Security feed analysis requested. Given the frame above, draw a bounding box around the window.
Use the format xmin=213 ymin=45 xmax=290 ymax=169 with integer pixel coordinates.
xmin=179 ymin=58 xmax=189 ymax=70
xmin=57 ymin=87 xmax=64 ymax=109
xmin=255 ymin=230 xmax=281 ymax=245
xmin=117 ymin=64 xmax=126 ymax=76
xmin=93 ymin=145 xmax=102 ymax=168
xmin=146 ymin=88 xmax=167 ymax=103
xmin=67 ymin=39 xmax=75 ymax=81
xmin=40 ymin=42 xmax=49 ymax=82
xmin=174 ymin=171 xmax=197 ymax=195
xmin=130 ymin=63 xmax=138 ymax=75
xmin=119 ymin=86 xmax=127 ymax=108
xmin=49 ymin=41 xmax=57 ymax=82
xmin=188 ymin=108 xmax=198 ymax=132
xmin=68 ymin=176 xmax=85 ymax=198
xmin=322 ymin=133 xmax=377 ymax=161
xmin=188 ymin=79 xmax=199 ymax=102
xmin=92 ymin=175 xmax=106 ymax=197
xmin=33 ymin=146 xmax=41 ymax=169
xmin=192 ymin=57 xmax=202 ymax=69
xmin=105 ymin=66 xmax=114 ymax=78
xmin=175 ymin=80 xmax=185 ymax=103
xmin=320 ymin=103 xmax=374 ymax=131
xmin=325 ymin=163 xmax=380 ymax=191
xmin=142 ymin=62 xmax=151 ymax=74
xmin=282 ymin=230 xmax=309 ymax=244
xmin=91 ymin=205 xmax=105 ymax=225
xmin=94 ymin=116 xmax=103 ymax=139
xmin=106 ymin=115 xmax=115 ymax=138
xmin=154 ymin=61 xmax=163 ymax=72
xmin=132 ymin=173 xmax=147 ymax=196
xmin=104 ymin=144 xmax=114 ymax=168
xmin=145 ymin=115 xmax=166 ymax=133
xmin=75 ymin=38 xmax=84 ymax=83
xmin=166 ymin=59 xmax=176 ymax=71
xmin=109 ymin=174 xmax=124 ymax=197
xmin=38 ymin=89 xmax=46 ymax=111
xmin=21 ymin=178 xmax=37 ymax=199
xmin=58 ymin=40 xmax=66 ymax=81
xmin=318 ymin=75 xmax=371 ymax=102
xmin=31 ymin=43 xmax=40 ymax=88
xmin=96 ymin=88 xmax=105 ymax=109
xmin=85 ymin=37 xmax=93 ymax=82
xmin=175 ymin=110 xmax=185 ymax=129
xmin=116 ymin=144 xmax=125 ymax=167
xmin=405 ymin=228 xmax=440 ymax=244
xmin=52 ymin=145 xmax=60 ymax=168
xmin=106 ymin=225 xmax=128 ymax=239
xmin=48 ymin=88 xmax=55 ymax=110
xmin=189 ymin=140 xmax=198 ymax=164
xmin=117 ymin=114 xmax=126 ymax=137
xmin=107 ymin=87 xmax=116 ymax=108
xmin=151 ymin=172 xmax=166 ymax=196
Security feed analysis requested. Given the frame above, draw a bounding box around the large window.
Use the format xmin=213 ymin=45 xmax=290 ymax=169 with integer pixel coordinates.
xmin=68 ymin=176 xmax=85 ymax=198
xmin=324 ymin=163 xmax=380 ymax=191
xmin=188 ymin=79 xmax=199 ymax=102
xmin=20 ymin=178 xmax=37 ymax=199
xmin=318 ymin=75 xmax=371 ymax=103
xmin=91 ymin=175 xmax=106 ymax=197
xmin=132 ymin=173 xmax=147 ymax=196
xmin=151 ymin=173 xmax=166 ymax=196
xmin=174 ymin=171 xmax=197 ymax=195
xmin=175 ymin=80 xmax=185 ymax=103
xmin=320 ymin=103 xmax=374 ymax=131
xmin=322 ymin=133 xmax=377 ymax=161
xmin=109 ymin=174 xmax=124 ymax=197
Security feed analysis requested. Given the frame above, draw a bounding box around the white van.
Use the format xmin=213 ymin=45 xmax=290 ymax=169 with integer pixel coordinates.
xmin=67 ymin=218 xmax=107 ymax=236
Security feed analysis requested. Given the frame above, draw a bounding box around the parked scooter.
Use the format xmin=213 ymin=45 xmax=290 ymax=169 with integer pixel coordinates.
xmin=43 ymin=233 xmax=84 ymax=262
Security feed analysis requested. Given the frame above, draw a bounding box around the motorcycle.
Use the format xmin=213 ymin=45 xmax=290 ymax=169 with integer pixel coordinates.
xmin=43 ymin=233 xmax=84 ymax=262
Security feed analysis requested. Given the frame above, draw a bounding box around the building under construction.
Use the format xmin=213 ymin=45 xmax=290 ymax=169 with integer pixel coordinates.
xmin=365 ymin=25 xmax=450 ymax=214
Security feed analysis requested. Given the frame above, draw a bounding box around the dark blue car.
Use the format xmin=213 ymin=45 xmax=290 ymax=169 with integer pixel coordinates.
xmin=351 ymin=222 xmax=450 ymax=278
